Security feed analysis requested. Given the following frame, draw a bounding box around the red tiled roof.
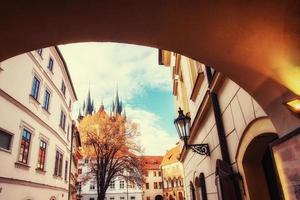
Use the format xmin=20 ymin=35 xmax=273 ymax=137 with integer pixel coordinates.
xmin=161 ymin=145 xmax=181 ymax=166
xmin=141 ymin=156 xmax=163 ymax=170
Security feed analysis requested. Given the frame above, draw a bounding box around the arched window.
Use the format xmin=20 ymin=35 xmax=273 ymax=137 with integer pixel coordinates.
xmin=190 ymin=181 xmax=196 ymax=200
xmin=199 ymin=173 xmax=208 ymax=200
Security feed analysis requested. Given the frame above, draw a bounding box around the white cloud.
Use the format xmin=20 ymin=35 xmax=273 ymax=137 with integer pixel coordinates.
xmin=59 ymin=42 xmax=172 ymax=113
xmin=125 ymin=106 xmax=178 ymax=156
xmin=59 ymin=42 xmax=176 ymax=155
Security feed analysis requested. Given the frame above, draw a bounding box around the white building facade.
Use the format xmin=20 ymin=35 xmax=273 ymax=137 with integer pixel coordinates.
xmin=0 ymin=47 xmax=77 ymax=200
xmin=79 ymin=159 xmax=143 ymax=200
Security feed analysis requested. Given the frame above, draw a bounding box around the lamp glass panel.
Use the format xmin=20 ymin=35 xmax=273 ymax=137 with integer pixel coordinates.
xmin=185 ymin=118 xmax=191 ymax=137
xmin=174 ymin=121 xmax=182 ymax=138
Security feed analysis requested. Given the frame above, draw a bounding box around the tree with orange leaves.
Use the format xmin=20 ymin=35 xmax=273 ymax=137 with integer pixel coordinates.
xmin=78 ymin=109 xmax=144 ymax=200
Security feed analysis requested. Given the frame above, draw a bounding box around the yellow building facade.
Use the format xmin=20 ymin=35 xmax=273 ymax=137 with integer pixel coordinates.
xmin=161 ymin=145 xmax=185 ymax=200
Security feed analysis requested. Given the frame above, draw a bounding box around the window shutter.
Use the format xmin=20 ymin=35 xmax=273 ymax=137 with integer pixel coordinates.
xmin=215 ymin=159 xmax=241 ymax=200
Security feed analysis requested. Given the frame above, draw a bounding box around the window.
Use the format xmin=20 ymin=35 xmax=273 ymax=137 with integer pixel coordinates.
xmin=54 ymin=150 xmax=63 ymax=176
xmin=43 ymin=90 xmax=50 ymax=111
xmin=159 ymin=182 xmax=163 ymax=189
xmin=145 ymin=183 xmax=149 ymax=189
xmin=64 ymin=160 xmax=68 ymax=181
xmin=110 ymin=198 xmax=115 ymax=200
xmin=67 ymin=124 xmax=70 ymax=141
xmin=61 ymin=80 xmax=66 ymax=96
xmin=146 ymin=197 xmax=150 ymax=200
xmin=145 ymin=171 xmax=148 ymax=177
xmin=85 ymin=158 xmax=89 ymax=163
xmin=18 ymin=129 xmax=32 ymax=164
xmin=59 ymin=110 xmax=66 ymax=130
xmin=110 ymin=180 xmax=115 ymax=189
xmin=36 ymin=48 xmax=43 ymax=57
xmin=37 ymin=140 xmax=47 ymax=170
xmin=30 ymin=76 xmax=40 ymax=100
xmin=90 ymin=181 xmax=95 ymax=190
xmin=120 ymin=180 xmax=124 ymax=189
xmin=120 ymin=197 xmax=125 ymax=200
xmin=48 ymin=57 xmax=54 ymax=71
xmin=130 ymin=197 xmax=135 ymax=200
xmin=90 ymin=198 xmax=95 ymax=200
xmin=78 ymin=168 xmax=82 ymax=174
xmin=153 ymin=171 xmax=157 ymax=176
xmin=0 ymin=128 xmax=12 ymax=151
xmin=154 ymin=182 xmax=158 ymax=189
xmin=158 ymin=171 xmax=161 ymax=176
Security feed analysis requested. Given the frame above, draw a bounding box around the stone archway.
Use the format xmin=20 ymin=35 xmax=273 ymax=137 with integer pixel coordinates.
xmin=236 ymin=117 xmax=279 ymax=200
xmin=0 ymin=1 xmax=299 ymax=134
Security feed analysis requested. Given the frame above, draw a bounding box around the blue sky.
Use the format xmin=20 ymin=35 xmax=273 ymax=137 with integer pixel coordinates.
xmin=59 ymin=43 xmax=178 ymax=155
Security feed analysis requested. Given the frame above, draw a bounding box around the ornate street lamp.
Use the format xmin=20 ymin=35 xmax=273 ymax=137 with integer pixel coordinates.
xmin=174 ymin=108 xmax=210 ymax=156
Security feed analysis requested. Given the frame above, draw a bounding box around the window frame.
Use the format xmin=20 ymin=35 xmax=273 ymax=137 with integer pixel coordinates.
xmin=64 ymin=160 xmax=68 ymax=181
xmin=110 ymin=180 xmax=115 ymax=189
xmin=36 ymin=139 xmax=47 ymax=170
xmin=120 ymin=180 xmax=125 ymax=189
xmin=90 ymin=180 xmax=96 ymax=190
xmin=36 ymin=49 xmax=43 ymax=57
xmin=59 ymin=110 xmax=66 ymax=131
xmin=18 ymin=128 xmax=32 ymax=165
xmin=48 ymin=57 xmax=54 ymax=72
xmin=42 ymin=89 xmax=51 ymax=111
xmin=61 ymin=80 xmax=66 ymax=96
xmin=54 ymin=150 xmax=63 ymax=177
xmin=30 ymin=76 xmax=41 ymax=101
xmin=0 ymin=127 xmax=13 ymax=152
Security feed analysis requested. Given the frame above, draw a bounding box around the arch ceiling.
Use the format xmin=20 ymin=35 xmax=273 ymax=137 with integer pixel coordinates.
xmin=0 ymin=0 xmax=299 ymax=133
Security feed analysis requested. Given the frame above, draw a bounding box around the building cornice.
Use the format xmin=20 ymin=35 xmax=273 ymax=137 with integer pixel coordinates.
xmin=54 ymin=46 xmax=78 ymax=100
xmin=0 ymin=88 xmax=70 ymax=151
xmin=0 ymin=176 xmax=68 ymax=192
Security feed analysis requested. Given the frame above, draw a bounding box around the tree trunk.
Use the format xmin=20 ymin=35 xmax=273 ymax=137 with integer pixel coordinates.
xmin=98 ymin=193 xmax=106 ymax=200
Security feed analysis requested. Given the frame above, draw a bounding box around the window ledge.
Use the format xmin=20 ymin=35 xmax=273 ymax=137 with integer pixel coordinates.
xmin=35 ymin=168 xmax=47 ymax=174
xmin=29 ymin=95 xmax=40 ymax=105
xmin=42 ymin=107 xmax=51 ymax=115
xmin=0 ymin=147 xmax=11 ymax=154
xmin=59 ymin=126 xmax=66 ymax=133
xmin=53 ymin=175 xmax=63 ymax=179
xmin=47 ymin=68 xmax=54 ymax=75
xmin=15 ymin=162 xmax=30 ymax=169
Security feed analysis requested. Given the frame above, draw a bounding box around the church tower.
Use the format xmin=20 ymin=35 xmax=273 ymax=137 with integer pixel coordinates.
xmin=111 ymin=88 xmax=123 ymax=116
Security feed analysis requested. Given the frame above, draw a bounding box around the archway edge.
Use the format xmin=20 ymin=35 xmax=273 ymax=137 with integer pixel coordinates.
xmin=236 ymin=117 xmax=277 ymax=200
xmin=0 ymin=1 xmax=299 ymax=133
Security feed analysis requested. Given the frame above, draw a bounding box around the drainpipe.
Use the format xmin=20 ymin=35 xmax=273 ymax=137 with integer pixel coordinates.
xmin=68 ymin=122 xmax=75 ymax=200
xmin=209 ymin=92 xmax=231 ymax=164
xmin=206 ymin=66 xmax=241 ymax=200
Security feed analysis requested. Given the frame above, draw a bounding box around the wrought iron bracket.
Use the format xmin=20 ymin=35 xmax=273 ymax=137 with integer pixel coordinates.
xmin=187 ymin=144 xmax=210 ymax=156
